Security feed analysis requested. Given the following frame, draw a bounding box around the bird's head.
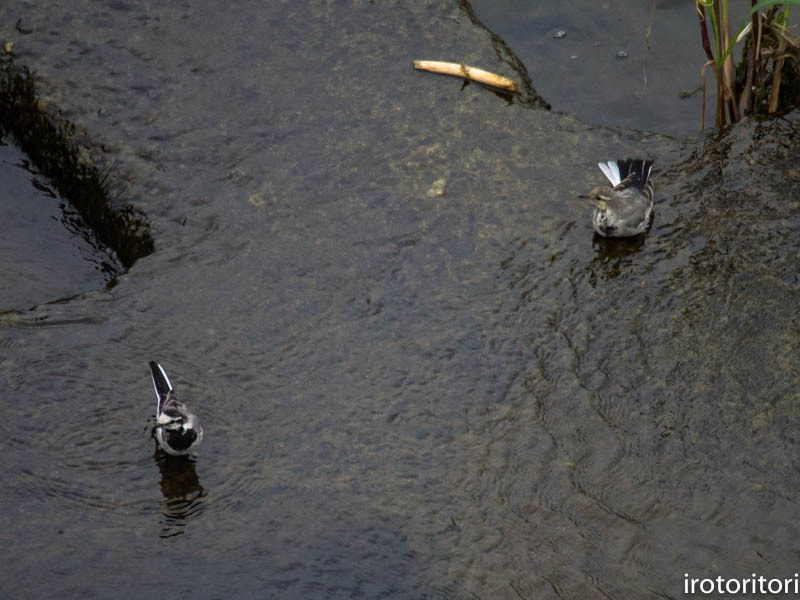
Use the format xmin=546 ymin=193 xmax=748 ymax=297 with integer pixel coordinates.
xmin=582 ymin=186 xmax=614 ymax=212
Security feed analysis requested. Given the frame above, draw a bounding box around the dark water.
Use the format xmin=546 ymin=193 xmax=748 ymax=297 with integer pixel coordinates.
xmin=0 ymin=138 xmax=117 ymax=308
xmin=469 ymin=0 xmax=772 ymax=136
xmin=470 ymin=0 xmax=718 ymax=136
xmin=2 ymin=1 xmax=800 ymax=599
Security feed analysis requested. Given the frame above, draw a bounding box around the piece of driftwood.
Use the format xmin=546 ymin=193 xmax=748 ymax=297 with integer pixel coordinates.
xmin=413 ymin=60 xmax=515 ymax=92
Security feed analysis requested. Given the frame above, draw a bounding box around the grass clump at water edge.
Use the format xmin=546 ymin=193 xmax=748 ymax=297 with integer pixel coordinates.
xmin=696 ymin=0 xmax=800 ymax=128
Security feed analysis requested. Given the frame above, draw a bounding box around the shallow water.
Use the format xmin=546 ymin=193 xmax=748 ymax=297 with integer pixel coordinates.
xmin=469 ymin=0 xmax=768 ymax=136
xmin=0 ymin=138 xmax=118 ymax=308
xmin=2 ymin=1 xmax=800 ymax=599
xmin=469 ymin=0 xmax=715 ymax=136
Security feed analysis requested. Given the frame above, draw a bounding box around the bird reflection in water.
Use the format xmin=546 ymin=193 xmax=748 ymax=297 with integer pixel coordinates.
xmin=153 ymin=448 xmax=206 ymax=538
xmin=588 ymin=232 xmax=647 ymax=282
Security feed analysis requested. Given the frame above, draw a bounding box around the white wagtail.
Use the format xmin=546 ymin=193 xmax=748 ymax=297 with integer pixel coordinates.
xmin=150 ymin=361 xmax=203 ymax=456
xmin=583 ymin=158 xmax=655 ymax=237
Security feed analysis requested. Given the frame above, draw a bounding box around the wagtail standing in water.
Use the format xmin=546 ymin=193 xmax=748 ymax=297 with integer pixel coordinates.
xmin=150 ymin=361 xmax=203 ymax=456
xmin=584 ymin=158 xmax=655 ymax=237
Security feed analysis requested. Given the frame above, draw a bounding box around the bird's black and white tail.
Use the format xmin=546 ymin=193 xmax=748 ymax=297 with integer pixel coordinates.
xmin=149 ymin=361 xmax=173 ymax=414
xmin=598 ymin=159 xmax=654 ymax=191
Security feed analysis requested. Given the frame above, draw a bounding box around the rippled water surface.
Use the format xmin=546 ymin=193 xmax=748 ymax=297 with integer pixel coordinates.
xmin=2 ymin=1 xmax=800 ymax=598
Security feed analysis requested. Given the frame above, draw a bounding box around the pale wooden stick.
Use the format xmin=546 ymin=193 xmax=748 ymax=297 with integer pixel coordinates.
xmin=413 ymin=60 xmax=516 ymax=92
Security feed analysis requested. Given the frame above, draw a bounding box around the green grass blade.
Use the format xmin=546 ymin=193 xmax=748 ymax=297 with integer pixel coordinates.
xmin=719 ymin=1 xmax=800 ymax=65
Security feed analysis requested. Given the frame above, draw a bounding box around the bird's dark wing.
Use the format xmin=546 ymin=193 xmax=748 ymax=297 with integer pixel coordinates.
xmin=615 ymin=159 xmax=655 ymax=191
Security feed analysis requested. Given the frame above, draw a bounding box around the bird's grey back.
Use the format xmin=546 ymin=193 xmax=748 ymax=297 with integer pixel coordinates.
xmin=609 ymin=159 xmax=655 ymax=223
xmin=607 ymin=185 xmax=651 ymax=221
